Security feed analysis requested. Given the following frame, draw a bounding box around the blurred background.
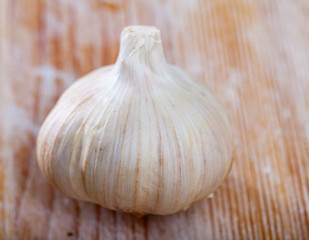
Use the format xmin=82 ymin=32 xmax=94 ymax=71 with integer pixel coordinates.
xmin=1 ymin=0 xmax=309 ymax=239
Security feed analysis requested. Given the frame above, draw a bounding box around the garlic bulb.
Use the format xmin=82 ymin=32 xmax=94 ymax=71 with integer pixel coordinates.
xmin=37 ymin=26 xmax=233 ymax=216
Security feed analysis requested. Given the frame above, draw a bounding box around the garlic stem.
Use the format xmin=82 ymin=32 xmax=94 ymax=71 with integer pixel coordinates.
xmin=115 ymin=26 xmax=167 ymax=74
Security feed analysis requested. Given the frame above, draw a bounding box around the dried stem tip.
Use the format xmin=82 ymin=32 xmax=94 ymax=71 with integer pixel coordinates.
xmin=115 ymin=26 xmax=165 ymax=66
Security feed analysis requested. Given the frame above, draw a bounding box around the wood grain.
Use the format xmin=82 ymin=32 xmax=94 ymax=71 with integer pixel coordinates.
xmin=1 ymin=0 xmax=309 ymax=239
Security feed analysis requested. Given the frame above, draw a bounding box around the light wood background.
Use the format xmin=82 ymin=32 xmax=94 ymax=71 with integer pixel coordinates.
xmin=1 ymin=0 xmax=309 ymax=239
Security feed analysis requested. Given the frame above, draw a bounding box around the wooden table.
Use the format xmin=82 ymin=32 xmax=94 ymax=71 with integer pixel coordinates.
xmin=1 ymin=0 xmax=308 ymax=239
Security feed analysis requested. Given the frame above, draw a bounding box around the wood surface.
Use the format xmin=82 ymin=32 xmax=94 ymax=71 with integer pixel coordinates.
xmin=1 ymin=0 xmax=309 ymax=239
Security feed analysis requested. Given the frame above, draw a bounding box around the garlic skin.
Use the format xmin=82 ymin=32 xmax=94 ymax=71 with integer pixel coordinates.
xmin=37 ymin=26 xmax=233 ymax=216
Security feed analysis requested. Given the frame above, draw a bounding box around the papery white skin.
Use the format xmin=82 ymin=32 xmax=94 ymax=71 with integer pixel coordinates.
xmin=37 ymin=26 xmax=233 ymax=216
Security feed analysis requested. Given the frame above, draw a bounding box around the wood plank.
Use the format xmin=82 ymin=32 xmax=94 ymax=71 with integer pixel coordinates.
xmin=1 ymin=0 xmax=309 ymax=239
